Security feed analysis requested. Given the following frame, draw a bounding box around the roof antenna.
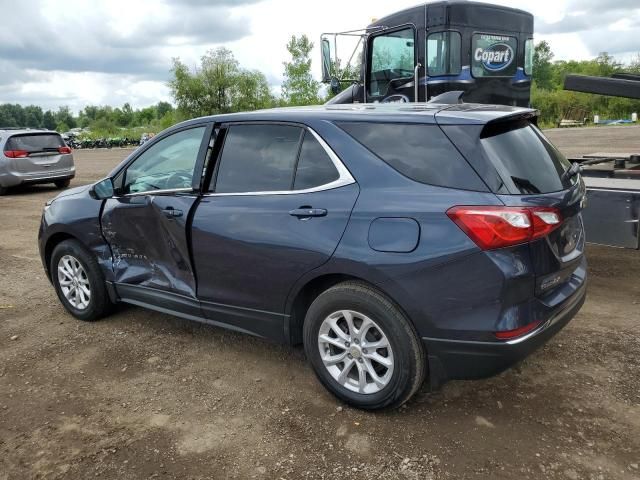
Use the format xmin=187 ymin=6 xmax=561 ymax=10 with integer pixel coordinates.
xmin=427 ymin=91 xmax=465 ymax=104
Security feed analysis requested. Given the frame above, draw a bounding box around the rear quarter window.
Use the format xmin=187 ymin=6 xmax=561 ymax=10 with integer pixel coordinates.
xmin=336 ymin=122 xmax=487 ymax=191
xmin=5 ymin=134 xmax=64 ymax=152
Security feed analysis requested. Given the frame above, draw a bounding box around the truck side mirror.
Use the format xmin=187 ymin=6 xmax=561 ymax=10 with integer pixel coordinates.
xmin=321 ymin=38 xmax=332 ymax=82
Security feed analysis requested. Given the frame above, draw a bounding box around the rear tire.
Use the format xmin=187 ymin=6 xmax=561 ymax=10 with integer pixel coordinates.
xmin=0 ymin=186 xmax=7 ymax=195
xmin=51 ymin=239 xmax=113 ymax=321
xmin=303 ymin=281 xmax=426 ymax=410
xmin=54 ymin=179 xmax=71 ymax=189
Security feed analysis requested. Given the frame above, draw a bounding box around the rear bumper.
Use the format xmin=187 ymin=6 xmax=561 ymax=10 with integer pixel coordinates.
xmin=0 ymin=167 xmax=75 ymax=187
xmin=424 ymin=280 xmax=587 ymax=387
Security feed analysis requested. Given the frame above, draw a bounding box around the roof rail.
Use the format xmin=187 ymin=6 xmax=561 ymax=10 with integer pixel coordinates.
xmin=427 ymin=91 xmax=465 ymax=105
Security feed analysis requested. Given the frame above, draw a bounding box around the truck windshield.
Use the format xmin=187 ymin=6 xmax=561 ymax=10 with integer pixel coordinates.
xmin=368 ymin=28 xmax=415 ymax=96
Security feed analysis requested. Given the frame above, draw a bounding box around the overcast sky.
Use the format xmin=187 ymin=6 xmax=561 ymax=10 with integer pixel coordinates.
xmin=1 ymin=0 xmax=638 ymax=112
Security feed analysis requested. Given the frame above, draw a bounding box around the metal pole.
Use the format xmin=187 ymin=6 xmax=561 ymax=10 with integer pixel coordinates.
xmin=414 ymin=63 xmax=422 ymax=102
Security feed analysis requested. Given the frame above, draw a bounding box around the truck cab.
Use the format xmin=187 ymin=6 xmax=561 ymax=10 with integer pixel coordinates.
xmin=322 ymin=0 xmax=534 ymax=107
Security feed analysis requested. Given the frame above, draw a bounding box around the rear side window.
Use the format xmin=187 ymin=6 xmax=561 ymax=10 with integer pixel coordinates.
xmin=480 ymin=121 xmax=573 ymax=194
xmin=214 ymin=124 xmax=302 ymax=193
xmin=337 ymin=122 xmax=487 ymax=191
xmin=426 ymin=31 xmax=462 ymax=76
xmin=294 ymin=132 xmax=339 ymax=190
xmin=6 ymin=134 xmax=64 ymax=152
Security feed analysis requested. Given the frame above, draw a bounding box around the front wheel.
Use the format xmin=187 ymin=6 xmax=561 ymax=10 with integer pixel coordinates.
xmin=51 ymin=240 xmax=113 ymax=321
xmin=303 ymin=281 xmax=426 ymax=410
xmin=54 ymin=179 xmax=71 ymax=189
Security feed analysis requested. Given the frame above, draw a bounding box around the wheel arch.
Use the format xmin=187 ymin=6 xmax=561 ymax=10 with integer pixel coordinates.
xmin=286 ymin=272 xmax=413 ymax=346
xmin=44 ymin=232 xmax=79 ymax=280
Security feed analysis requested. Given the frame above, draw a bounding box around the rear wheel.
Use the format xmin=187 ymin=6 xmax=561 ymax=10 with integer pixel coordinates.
xmin=303 ymin=281 xmax=426 ymax=410
xmin=51 ymin=240 xmax=113 ymax=321
xmin=54 ymin=179 xmax=71 ymax=189
xmin=0 ymin=186 xmax=7 ymax=195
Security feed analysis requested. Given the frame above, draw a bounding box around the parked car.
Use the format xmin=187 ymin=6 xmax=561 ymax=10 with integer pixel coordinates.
xmin=0 ymin=129 xmax=75 ymax=195
xmin=38 ymin=103 xmax=587 ymax=409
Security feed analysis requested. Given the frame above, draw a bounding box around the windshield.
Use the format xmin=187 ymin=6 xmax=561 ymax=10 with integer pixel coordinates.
xmin=481 ymin=121 xmax=574 ymax=194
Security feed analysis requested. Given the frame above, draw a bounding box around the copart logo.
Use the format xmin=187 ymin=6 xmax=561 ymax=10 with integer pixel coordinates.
xmin=474 ymin=43 xmax=514 ymax=72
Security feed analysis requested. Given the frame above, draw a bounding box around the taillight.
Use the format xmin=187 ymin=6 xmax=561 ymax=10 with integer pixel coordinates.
xmin=58 ymin=146 xmax=72 ymax=154
xmin=4 ymin=150 xmax=29 ymax=158
xmin=447 ymin=205 xmax=562 ymax=250
xmin=494 ymin=320 xmax=542 ymax=340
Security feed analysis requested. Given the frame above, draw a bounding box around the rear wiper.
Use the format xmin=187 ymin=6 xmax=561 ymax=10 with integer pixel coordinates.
xmin=511 ymin=176 xmax=541 ymax=194
xmin=561 ymin=162 xmax=582 ymax=183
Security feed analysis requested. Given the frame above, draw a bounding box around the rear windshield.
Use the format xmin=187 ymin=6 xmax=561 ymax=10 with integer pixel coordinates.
xmin=337 ymin=122 xmax=487 ymax=191
xmin=480 ymin=121 xmax=573 ymax=194
xmin=5 ymin=133 xmax=64 ymax=153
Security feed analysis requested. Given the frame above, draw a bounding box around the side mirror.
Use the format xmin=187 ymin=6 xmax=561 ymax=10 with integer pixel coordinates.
xmin=330 ymin=77 xmax=341 ymax=94
xmin=90 ymin=178 xmax=114 ymax=200
xmin=321 ymin=38 xmax=332 ymax=82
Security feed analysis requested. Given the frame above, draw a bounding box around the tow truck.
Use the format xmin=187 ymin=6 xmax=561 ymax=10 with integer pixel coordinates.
xmin=320 ymin=1 xmax=639 ymax=249
xmin=321 ymin=0 xmax=534 ymax=105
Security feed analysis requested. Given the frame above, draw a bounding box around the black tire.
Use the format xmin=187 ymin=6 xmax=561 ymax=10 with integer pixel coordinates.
xmin=50 ymin=239 xmax=113 ymax=321
xmin=54 ymin=179 xmax=71 ymax=189
xmin=0 ymin=185 xmax=7 ymax=195
xmin=303 ymin=281 xmax=426 ymax=410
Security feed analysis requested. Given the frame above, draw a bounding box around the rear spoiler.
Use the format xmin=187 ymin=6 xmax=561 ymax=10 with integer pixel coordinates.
xmin=435 ymin=104 xmax=539 ymax=127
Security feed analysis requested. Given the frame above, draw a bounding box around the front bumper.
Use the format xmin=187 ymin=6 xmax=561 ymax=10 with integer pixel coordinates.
xmin=424 ymin=280 xmax=587 ymax=387
xmin=0 ymin=167 xmax=75 ymax=187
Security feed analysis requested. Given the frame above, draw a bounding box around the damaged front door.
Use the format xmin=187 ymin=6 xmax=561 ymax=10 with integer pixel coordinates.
xmin=101 ymin=125 xmax=209 ymax=303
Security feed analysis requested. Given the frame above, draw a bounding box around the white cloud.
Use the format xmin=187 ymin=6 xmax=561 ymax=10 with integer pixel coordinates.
xmin=0 ymin=0 xmax=638 ymax=112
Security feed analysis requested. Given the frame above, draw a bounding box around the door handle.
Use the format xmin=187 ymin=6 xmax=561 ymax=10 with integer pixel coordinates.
xmin=161 ymin=207 xmax=183 ymax=218
xmin=289 ymin=207 xmax=327 ymax=218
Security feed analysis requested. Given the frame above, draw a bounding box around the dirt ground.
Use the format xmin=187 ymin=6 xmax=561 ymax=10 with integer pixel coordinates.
xmin=1 ymin=130 xmax=639 ymax=480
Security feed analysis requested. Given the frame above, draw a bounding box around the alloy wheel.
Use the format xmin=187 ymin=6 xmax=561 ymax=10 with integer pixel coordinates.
xmin=57 ymin=254 xmax=91 ymax=310
xmin=317 ymin=309 xmax=394 ymax=394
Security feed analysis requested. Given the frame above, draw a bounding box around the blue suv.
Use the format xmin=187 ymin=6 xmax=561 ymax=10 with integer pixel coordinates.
xmin=38 ymin=103 xmax=587 ymax=409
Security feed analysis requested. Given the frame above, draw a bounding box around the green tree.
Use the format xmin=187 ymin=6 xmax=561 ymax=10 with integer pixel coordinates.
xmin=156 ymin=101 xmax=173 ymax=118
xmin=281 ymin=35 xmax=321 ymax=106
xmin=42 ymin=110 xmax=57 ymax=130
xmin=169 ymin=47 xmax=274 ymax=117
xmin=55 ymin=106 xmax=76 ymax=129
xmin=533 ymin=40 xmax=554 ymax=90
xmin=24 ymin=105 xmax=43 ymax=128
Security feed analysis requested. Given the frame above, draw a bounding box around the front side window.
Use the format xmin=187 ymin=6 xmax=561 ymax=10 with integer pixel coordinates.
xmin=426 ymin=31 xmax=461 ymax=76
xmin=368 ymin=28 xmax=415 ymax=96
xmin=471 ymin=34 xmax=518 ymax=78
xmin=524 ymin=38 xmax=534 ymax=76
xmin=214 ymin=124 xmax=302 ymax=193
xmin=123 ymin=127 xmax=205 ymax=194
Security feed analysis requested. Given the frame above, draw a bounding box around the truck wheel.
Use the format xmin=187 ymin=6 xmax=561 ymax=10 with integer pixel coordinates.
xmin=303 ymin=281 xmax=426 ymax=410
xmin=54 ymin=179 xmax=71 ymax=189
xmin=51 ymin=239 xmax=113 ymax=322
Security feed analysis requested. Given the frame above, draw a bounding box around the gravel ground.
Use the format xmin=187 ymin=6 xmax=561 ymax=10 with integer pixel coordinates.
xmin=1 ymin=129 xmax=639 ymax=479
